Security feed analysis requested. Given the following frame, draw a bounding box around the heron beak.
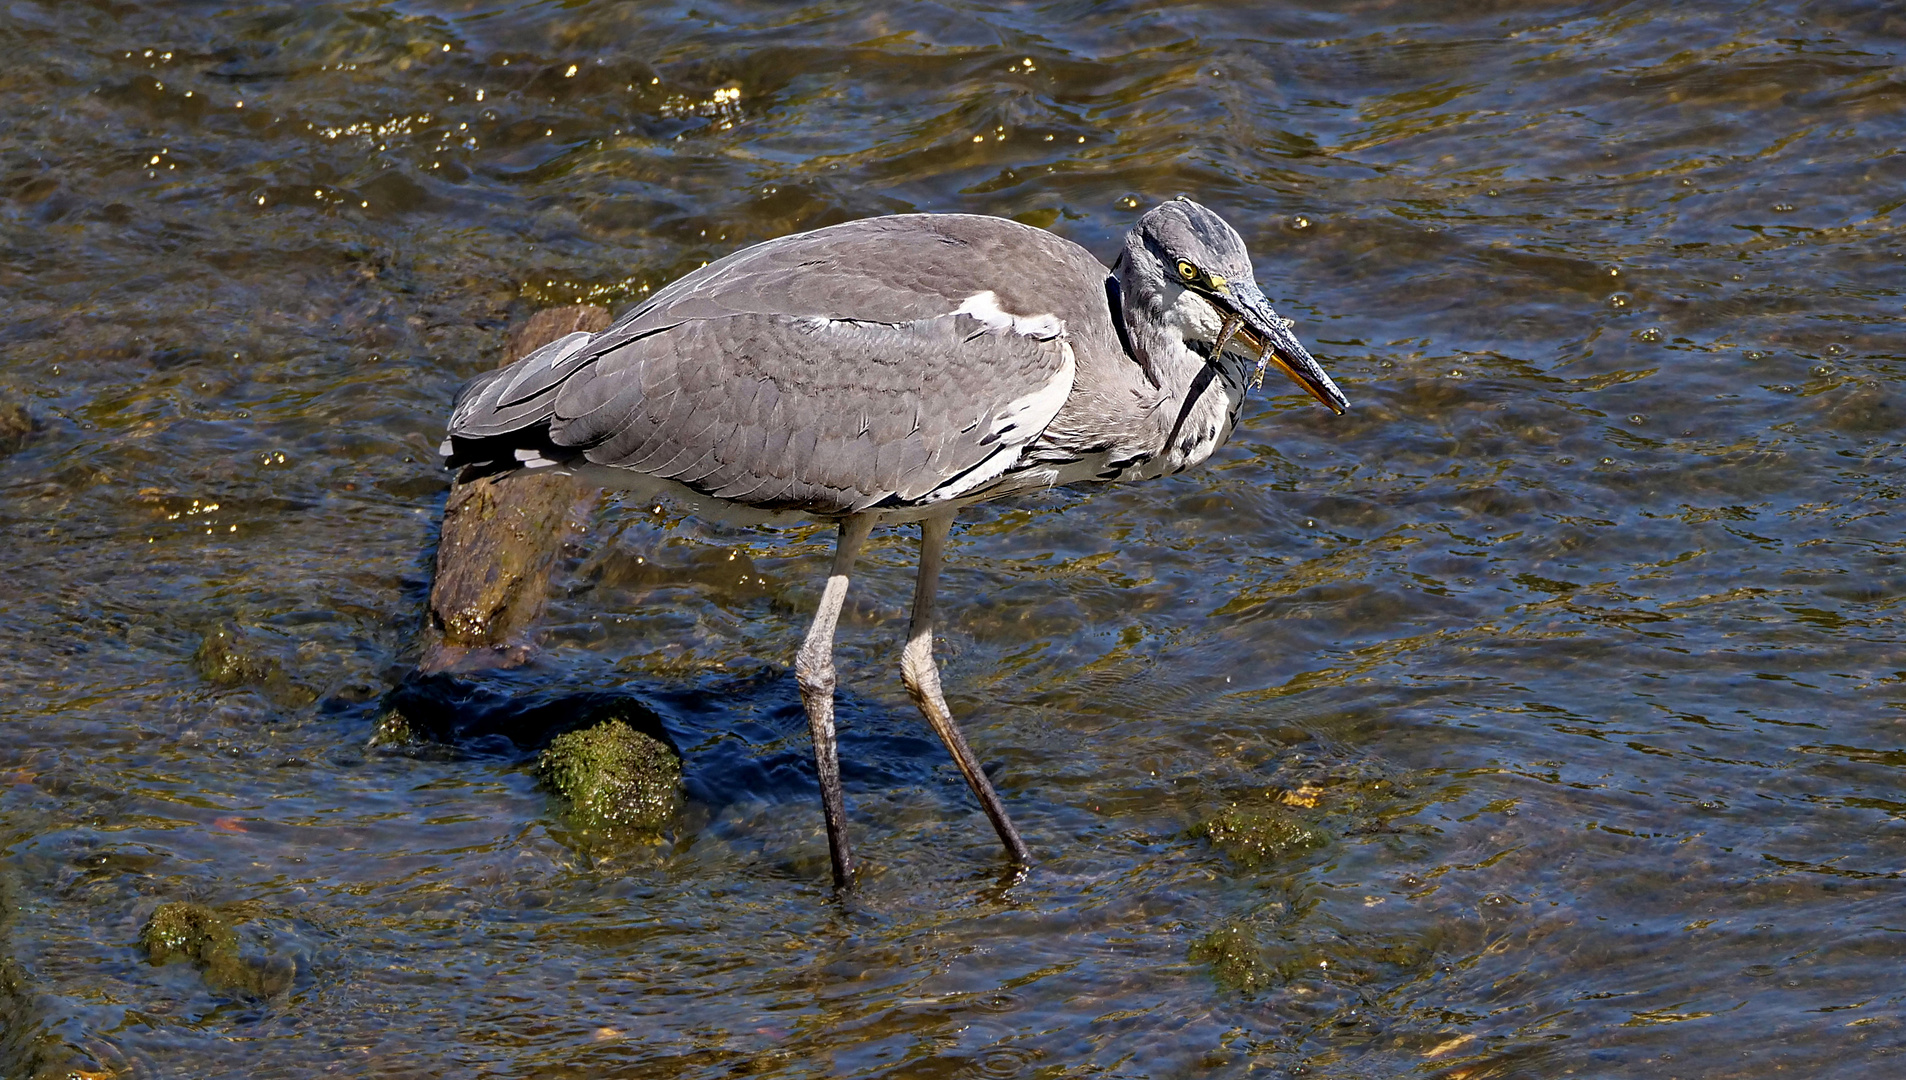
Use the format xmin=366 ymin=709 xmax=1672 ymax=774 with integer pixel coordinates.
xmin=1213 ymin=285 xmax=1349 ymax=414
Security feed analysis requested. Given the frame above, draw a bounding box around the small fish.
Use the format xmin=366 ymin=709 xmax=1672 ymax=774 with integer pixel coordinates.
xmin=1250 ymin=342 xmax=1274 ymax=390
xmin=1212 ymin=314 xmax=1242 ymax=362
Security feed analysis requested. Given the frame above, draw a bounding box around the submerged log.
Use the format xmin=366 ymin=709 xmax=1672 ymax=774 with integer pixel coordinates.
xmin=419 ymin=304 xmax=611 ymax=674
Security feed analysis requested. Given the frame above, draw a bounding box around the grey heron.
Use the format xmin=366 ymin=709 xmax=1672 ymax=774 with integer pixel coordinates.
xmin=441 ymin=197 xmax=1348 ymax=887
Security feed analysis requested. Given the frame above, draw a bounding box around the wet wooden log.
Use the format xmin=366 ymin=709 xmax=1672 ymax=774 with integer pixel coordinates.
xmin=418 ymin=304 xmax=612 ymax=675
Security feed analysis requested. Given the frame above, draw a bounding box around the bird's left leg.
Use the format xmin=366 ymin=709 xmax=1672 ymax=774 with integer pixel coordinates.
xmin=902 ymin=512 xmax=1032 ymax=864
xmin=795 ymin=512 xmax=877 ymax=889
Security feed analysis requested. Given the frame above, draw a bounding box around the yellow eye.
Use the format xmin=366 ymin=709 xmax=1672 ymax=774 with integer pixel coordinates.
xmin=1176 ymin=260 xmax=1198 ymax=280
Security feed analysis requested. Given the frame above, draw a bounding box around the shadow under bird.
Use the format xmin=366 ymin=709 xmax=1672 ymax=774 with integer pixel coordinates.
xmin=441 ymin=196 xmax=1349 ymax=887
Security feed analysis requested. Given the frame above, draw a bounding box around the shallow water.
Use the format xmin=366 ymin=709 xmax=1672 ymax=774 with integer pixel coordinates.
xmin=2 ymin=0 xmax=1904 ymax=1075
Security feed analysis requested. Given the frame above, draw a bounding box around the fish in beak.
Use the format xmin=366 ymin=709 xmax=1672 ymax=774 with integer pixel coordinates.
xmin=1208 ymin=280 xmax=1348 ymax=415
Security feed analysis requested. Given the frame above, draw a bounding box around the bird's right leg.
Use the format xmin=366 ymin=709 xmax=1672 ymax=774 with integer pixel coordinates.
xmin=794 ymin=512 xmax=877 ymax=889
xmin=902 ymin=512 xmax=1032 ymax=865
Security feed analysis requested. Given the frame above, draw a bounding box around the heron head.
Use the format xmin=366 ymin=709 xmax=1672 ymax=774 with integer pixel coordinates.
xmin=1124 ymin=197 xmax=1348 ymax=414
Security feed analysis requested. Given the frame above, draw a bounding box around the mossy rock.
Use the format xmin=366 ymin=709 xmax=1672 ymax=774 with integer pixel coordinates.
xmin=1196 ymin=802 xmax=1326 ymax=870
xmin=537 ymin=719 xmax=681 ymax=838
xmin=140 ymin=902 xmax=237 ymax=967
xmin=366 ymin=709 xmax=417 ymax=748
xmin=193 ymin=625 xmax=272 ymax=687
xmin=192 ymin=624 xmax=317 ymax=706
xmin=139 ymin=902 xmax=289 ymax=998
xmin=1189 ymin=921 xmax=1274 ymax=993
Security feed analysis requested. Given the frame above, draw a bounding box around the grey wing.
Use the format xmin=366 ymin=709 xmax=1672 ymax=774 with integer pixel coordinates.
xmin=448 ymin=331 xmax=595 ymax=438
xmin=588 ymin=214 xmax=1114 ymax=353
xmin=543 ymin=310 xmax=1075 ymax=514
xmin=443 ymin=213 xmax=1115 ymax=505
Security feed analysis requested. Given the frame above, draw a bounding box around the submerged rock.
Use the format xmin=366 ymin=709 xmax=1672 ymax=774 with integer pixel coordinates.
xmin=140 ymin=902 xmax=236 ymax=968
xmin=537 ymin=716 xmax=682 ymax=838
xmin=366 ymin=709 xmax=417 ymax=748
xmin=1823 ymin=384 xmax=1903 ymax=434
xmin=193 ymin=625 xmax=274 ymax=687
xmin=0 ymin=397 xmax=31 ymax=456
xmin=1196 ymin=801 xmax=1327 ymax=870
xmin=1189 ymin=921 xmax=1274 ymax=993
xmin=377 ymin=680 xmax=676 ymax=753
xmin=192 ymin=624 xmax=318 ymax=707
xmin=139 ymin=902 xmax=291 ymax=998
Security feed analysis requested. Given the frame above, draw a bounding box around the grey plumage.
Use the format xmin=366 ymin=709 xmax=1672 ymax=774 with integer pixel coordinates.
xmin=442 ymin=197 xmax=1348 ymax=887
xmin=451 ymin=215 xmax=1102 ymax=513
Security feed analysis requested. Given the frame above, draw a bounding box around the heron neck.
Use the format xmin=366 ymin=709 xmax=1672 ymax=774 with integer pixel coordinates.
xmin=1114 ymin=243 xmax=1218 ymax=399
xmin=1113 ymin=244 xmax=1246 ymax=473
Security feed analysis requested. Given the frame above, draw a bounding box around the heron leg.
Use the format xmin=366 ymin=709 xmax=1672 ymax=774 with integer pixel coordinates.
xmin=794 ymin=512 xmax=877 ymax=889
xmin=902 ymin=513 xmax=1032 ymax=865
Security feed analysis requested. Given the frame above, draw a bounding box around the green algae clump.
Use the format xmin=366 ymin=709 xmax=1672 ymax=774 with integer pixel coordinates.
xmin=139 ymin=901 xmax=254 ymax=993
xmin=139 ymin=902 xmax=289 ymax=998
xmin=1189 ymin=921 xmax=1274 ymax=993
xmin=141 ymin=902 xmax=236 ymax=967
xmin=193 ymin=625 xmax=274 ymax=687
xmin=192 ymin=624 xmax=318 ymax=707
xmin=537 ymin=719 xmax=681 ymax=837
xmin=366 ymin=708 xmax=417 ymax=749
xmin=1196 ymin=801 xmax=1326 ymax=870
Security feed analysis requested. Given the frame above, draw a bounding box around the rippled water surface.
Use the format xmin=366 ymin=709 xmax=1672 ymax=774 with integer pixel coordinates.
xmin=3 ymin=0 xmax=1905 ymax=1076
